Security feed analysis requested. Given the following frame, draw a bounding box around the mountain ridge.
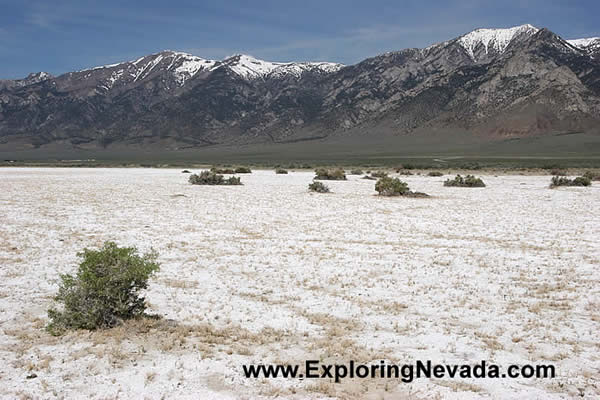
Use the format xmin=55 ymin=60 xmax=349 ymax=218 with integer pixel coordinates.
xmin=1 ymin=24 xmax=599 ymax=154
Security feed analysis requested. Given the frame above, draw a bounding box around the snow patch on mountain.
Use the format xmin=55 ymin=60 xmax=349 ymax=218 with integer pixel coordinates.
xmin=222 ymin=54 xmax=343 ymax=79
xmin=458 ymin=24 xmax=539 ymax=60
xmin=567 ymin=37 xmax=600 ymax=48
xmin=567 ymin=37 xmax=600 ymax=56
xmin=173 ymin=55 xmax=216 ymax=84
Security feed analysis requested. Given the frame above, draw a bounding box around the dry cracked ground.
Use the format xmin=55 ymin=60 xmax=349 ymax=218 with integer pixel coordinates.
xmin=0 ymin=168 xmax=598 ymax=399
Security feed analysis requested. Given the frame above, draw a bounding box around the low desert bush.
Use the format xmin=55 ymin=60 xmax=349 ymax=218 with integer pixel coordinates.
xmin=210 ymin=167 xmax=235 ymax=174
xmin=275 ymin=168 xmax=288 ymax=174
xmin=374 ymin=177 xmax=429 ymax=197
xmin=314 ymin=168 xmax=346 ymax=180
xmin=550 ymin=169 xmax=567 ymax=176
xmin=47 ymin=242 xmax=160 ymax=335
xmin=234 ymin=167 xmax=252 ymax=173
xmin=375 ymin=177 xmax=409 ymax=196
xmin=308 ymin=181 xmax=330 ymax=193
xmin=444 ymin=174 xmax=486 ymax=187
xmin=550 ymin=176 xmax=591 ymax=188
xmin=349 ymin=169 xmax=363 ymax=175
xmin=189 ymin=171 xmax=242 ymax=185
xmin=370 ymin=171 xmax=388 ymax=178
xmin=428 ymin=171 xmax=444 ymax=177
xmin=583 ymin=171 xmax=600 ymax=181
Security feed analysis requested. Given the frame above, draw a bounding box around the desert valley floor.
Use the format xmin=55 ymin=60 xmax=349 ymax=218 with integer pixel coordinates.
xmin=0 ymin=168 xmax=599 ymax=399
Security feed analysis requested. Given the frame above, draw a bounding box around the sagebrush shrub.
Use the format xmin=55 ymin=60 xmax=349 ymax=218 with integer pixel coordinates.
xmin=314 ymin=168 xmax=346 ymax=180
xmin=375 ymin=177 xmax=409 ymax=196
xmin=583 ymin=171 xmax=600 ymax=181
xmin=276 ymin=168 xmax=288 ymax=174
xmin=370 ymin=171 xmax=388 ymax=178
xmin=550 ymin=169 xmax=567 ymax=176
xmin=444 ymin=174 xmax=486 ymax=187
xmin=47 ymin=242 xmax=160 ymax=335
xmin=349 ymin=169 xmax=363 ymax=175
xmin=428 ymin=171 xmax=443 ymax=177
xmin=189 ymin=171 xmax=242 ymax=185
xmin=550 ymin=175 xmax=591 ymax=188
xmin=234 ymin=167 xmax=252 ymax=173
xmin=210 ymin=167 xmax=235 ymax=174
xmin=308 ymin=181 xmax=330 ymax=193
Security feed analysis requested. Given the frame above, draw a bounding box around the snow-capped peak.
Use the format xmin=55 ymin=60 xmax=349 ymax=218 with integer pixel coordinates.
xmin=222 ymin=54 xmax=344 ymax=79
xmin=21 ymin=71 xmax=52 ymax=84
xmin=72 ymin=51 xmax=343 ymax=88
xmin=222 ymin=54 xmax=285 ymax=79
xmin=567 ymin=37 xmax=600 ymax=56
xmin=567 ymin=37 xmax=600 ymax=48
xmin=458 ymin=24 xmax=539 ymax=60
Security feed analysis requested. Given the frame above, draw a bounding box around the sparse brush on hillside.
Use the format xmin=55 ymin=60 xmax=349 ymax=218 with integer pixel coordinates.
xmin=349 ymin=169 xmax=363 ymax=175
xmin=189 ymin=171 xmax=242 ymax=185
xmin=275 ymin=168 xmax=288 ymax=174
xmin=550 ymin=176 xmax=591 ymax=188
xmin=314 ymin=168 xmax=346 ymax=180
xmin=234 ymin=167 xmax=252 ymax=173
xmin=444 ymin=174 xmax=486 ymax=187
xmin=308 ymin=181 xmax=330 ymax=193
xmin=47 ymin=242 xmax=160 ymax=335
xmin=428 ymin=171 xmax=444 ymax=177
xmin=375 ymin=176 xmax=429 ymax=197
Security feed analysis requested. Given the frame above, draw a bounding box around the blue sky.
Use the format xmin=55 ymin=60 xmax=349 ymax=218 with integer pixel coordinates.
xmin=0 ymin=0 xmax=598 ymax=78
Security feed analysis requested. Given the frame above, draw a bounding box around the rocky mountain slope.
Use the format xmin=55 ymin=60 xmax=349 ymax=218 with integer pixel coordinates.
xmin=1 ymin=24 xmax=599 ymax=151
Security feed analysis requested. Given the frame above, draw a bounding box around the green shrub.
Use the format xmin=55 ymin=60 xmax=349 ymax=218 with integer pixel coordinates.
xmin=370 ymin=171 xmax=388 ymax=178
xmin=428 ymin=171 xmax=444 ymax=177
xmin=234 ymin=167 xmax=252 ymax=174
xmin=275 ymin=168 xmax=288 ymax=174
xmin=374 ymin=177 xmax=430 ymax=197
xmin=375 ymin=177 xmax=409 ymax=196
xmin=583 ymin=171 xmax=600 ymax=181
xmin=349 ymin=169 xmax=363 ymax=175
xmin=314 ymin=168 xmax=347 ymax=180
xmin=550 ymin=176 xmax=591 ymax=188
xmin=47 ymin=242 xmax=160 ymax=335
xmin=225 ymin=176 xmax=242 ymax=185
xmin=444 ymin=174 xmax=486 ymax=187
xmin=189 ymin=171 xmax=242 ymax=185
xmin=308 ymin=181 xmax=330 ymax=193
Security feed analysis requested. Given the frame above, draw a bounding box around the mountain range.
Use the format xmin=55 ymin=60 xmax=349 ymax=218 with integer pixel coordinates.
xmin=1 ymin=24 xmax=599 ymax=158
